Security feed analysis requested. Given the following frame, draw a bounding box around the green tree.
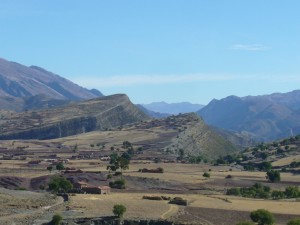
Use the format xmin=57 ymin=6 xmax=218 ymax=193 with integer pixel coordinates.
xmin=250 ymin=209 xmax=274 ymax=225
xmin=47 ymin=165 xmax=53 ymax=173
xmin=113 ymin=204 xmax=127 ymax=218
xmin=48 ymin=175 xmax=73 ymax=193
xmin=107 ymin=153 xmax=130 ymax=177
xmin=50 ymin=214 xmax=63 ymax=225
xmin=288 ymin=218 xmax=300 ymax=225
xmin=285 ymin=186 xmax=300 ymax=198
xmin=266 ymin=170 xmax=280 ymax=183
xmin=56 ymin=162 xmax=64 ymax=171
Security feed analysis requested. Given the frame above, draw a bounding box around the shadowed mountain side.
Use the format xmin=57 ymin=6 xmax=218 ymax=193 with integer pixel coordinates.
xmin=0 ymin=94 xmax=149 ymax=140
xmin=198 ymin=90 xmax=300 ymax=142
xmin=0 ymin=57 xmax=102 ymax=100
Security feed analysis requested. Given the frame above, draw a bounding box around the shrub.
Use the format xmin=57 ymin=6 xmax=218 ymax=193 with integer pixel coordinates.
xmin=225 ymin=174 xmax=233 ymax=179
xmin=109 ymin=178 xmax=126 ymax=189
xmin=285 ymin=186 xmax=300 ymax=198
xmin=250 ymin=209 xmax=274 ymax=225
xmin=56 ymin=162 xmax=64 ymax=171
xmin=113 ymin=204 xmax=126 ymax=218
xmin=271 ymin=190 xmax=284 ymax=199
xmin=50 ymin=214 xmax=63 ymax=225
xmin=227 ymin=187 xmax=240 ymax=196
xmin=226 ymin=183 xmax=271 ymax=199
xmin=169 ymin=197 xmax=188 ymax=206
xmin=203 ymin=172 xmax=210 ymax=178
xmin=143 ymin=196 xmax=163 ymax=200
xmin=266 ymin=170 xmax=280 ymax=183
xmin=288 ymin=218 xmax=300 ymax=225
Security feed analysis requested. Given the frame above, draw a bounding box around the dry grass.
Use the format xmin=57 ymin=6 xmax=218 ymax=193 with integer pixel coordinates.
xmin=272 ymin=155 xmax=300 ymax=167
xmin=68 ymin=193 xmax=172 ymax=219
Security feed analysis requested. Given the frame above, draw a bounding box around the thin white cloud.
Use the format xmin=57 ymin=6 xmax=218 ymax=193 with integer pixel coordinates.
xmin=72 ymin=74 xmax=254 ymax=88
xmin=232 ymin=44 xmax=270 ymax=51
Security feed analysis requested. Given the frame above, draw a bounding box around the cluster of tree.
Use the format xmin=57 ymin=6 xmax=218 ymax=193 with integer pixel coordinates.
xmin=48 ymin=175 xmax=73 ymax=193
xmin=227 ymin=183 xmax=271 ymax=199
xmin=227 ymin=183 xmax=300 ymax=200
xmin=107 ymin=152 xmax=130 ymax=177
xmin=236 ymin=209 xmax=300 ymax=225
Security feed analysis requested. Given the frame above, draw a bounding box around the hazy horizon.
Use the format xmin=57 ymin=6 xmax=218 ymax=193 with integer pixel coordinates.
xmin=1 ymin=0 xmax=299 ymax=104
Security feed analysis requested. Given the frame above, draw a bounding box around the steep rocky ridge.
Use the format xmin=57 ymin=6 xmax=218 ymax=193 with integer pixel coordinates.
xmin=0 ymin=94 xmax=149 ymax=140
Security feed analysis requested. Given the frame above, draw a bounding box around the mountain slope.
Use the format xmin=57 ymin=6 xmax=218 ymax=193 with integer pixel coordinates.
xmin=197 ymin=90 xmax=300 ymax=142
xmin=164 ymin=113 xmax=238 ymax=160
xmin=0 ymin=94 xmax=149 ymax=140
xmin=0 ymin=57 xmax=102 ymax=100
xmin=142 ymin=101 xmax=204 ymax=115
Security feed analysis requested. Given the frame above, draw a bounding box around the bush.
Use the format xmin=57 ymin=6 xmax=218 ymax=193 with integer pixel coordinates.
xmin=56 ymin=162 xmax=64 ymax=171
xmin=113 ymin=204 xmax=126 ymax=218
xmin=169 ymin=197 xmax=188 ymax=206
xmin=285 ymin=186 xmax=300 ymax=198
xmin=143 ymin=196 xmax=163 ymax=200
xmin=226 ymin=183 xmax=271 ymax=199
xmin=271 ymin=190 xmax=284 ymax=199
xmin=50 ymin=214 xmax=63 ymax=225
xmin=225 ymin=174 xmax=233 ymax=179
xmin=250 ymin=209 xmax=274 ymax=225
xmin=227 ymin=187 xmax=240 ymax=196
xmin=203 ymin=172 xmax=210 ymax=178
xmin=288 ymin=218 xmax=300 ymax=225
xmin=266 ymin=170 xmax=280 ymax=183
xmin=109 ymin=178 xmax=126 ymax=189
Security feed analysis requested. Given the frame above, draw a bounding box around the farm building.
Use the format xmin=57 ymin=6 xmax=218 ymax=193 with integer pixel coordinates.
xmin=82 ymin=186 xmax=111 ymax=194
xmin=73 ymin=181 xmax=88 ymax=189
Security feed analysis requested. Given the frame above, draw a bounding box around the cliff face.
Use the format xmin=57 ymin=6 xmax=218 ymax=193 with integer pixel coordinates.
xmin=0 ymin=94 xmax=149 ymax=140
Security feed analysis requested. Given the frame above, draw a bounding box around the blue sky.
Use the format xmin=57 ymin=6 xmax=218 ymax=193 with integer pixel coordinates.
xmin=1 ymin=0 xmax=300 ymax=104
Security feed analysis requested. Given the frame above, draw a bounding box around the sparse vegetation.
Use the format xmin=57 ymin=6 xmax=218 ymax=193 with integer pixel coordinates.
xmin=203 ymin=172 xmax=210 ymax=178
xmin=50 ymin=214 xmax=63 ymax=225
xmin=287 ymin=218 xmax=300 ymax=225
xmin=250 ymin=209 xmax=274 ymax=225
xmin=266 ymin=170 xmax=281 ymax=183
xmin=113 ymin=204 xmax=126 ymax=218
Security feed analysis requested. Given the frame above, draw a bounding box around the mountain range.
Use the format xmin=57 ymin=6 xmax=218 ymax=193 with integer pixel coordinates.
xmin=142 ymin=101 xmax=204 ymax=115
xmin=0 ymin=57 xmax=102 ymax=101
xmin=197 ymin=90 xmax=300 ymax=142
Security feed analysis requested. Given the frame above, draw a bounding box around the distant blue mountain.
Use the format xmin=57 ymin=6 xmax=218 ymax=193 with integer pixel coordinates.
xmin=197 ymin=90 xmax=300 ymax=142
xmin=142 ymin=101 xmax=204 ymax=115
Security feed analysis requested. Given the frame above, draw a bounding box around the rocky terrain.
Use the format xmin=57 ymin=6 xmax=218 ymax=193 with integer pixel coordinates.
xmin=0 ymin=94 xmax=149 ymax=140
